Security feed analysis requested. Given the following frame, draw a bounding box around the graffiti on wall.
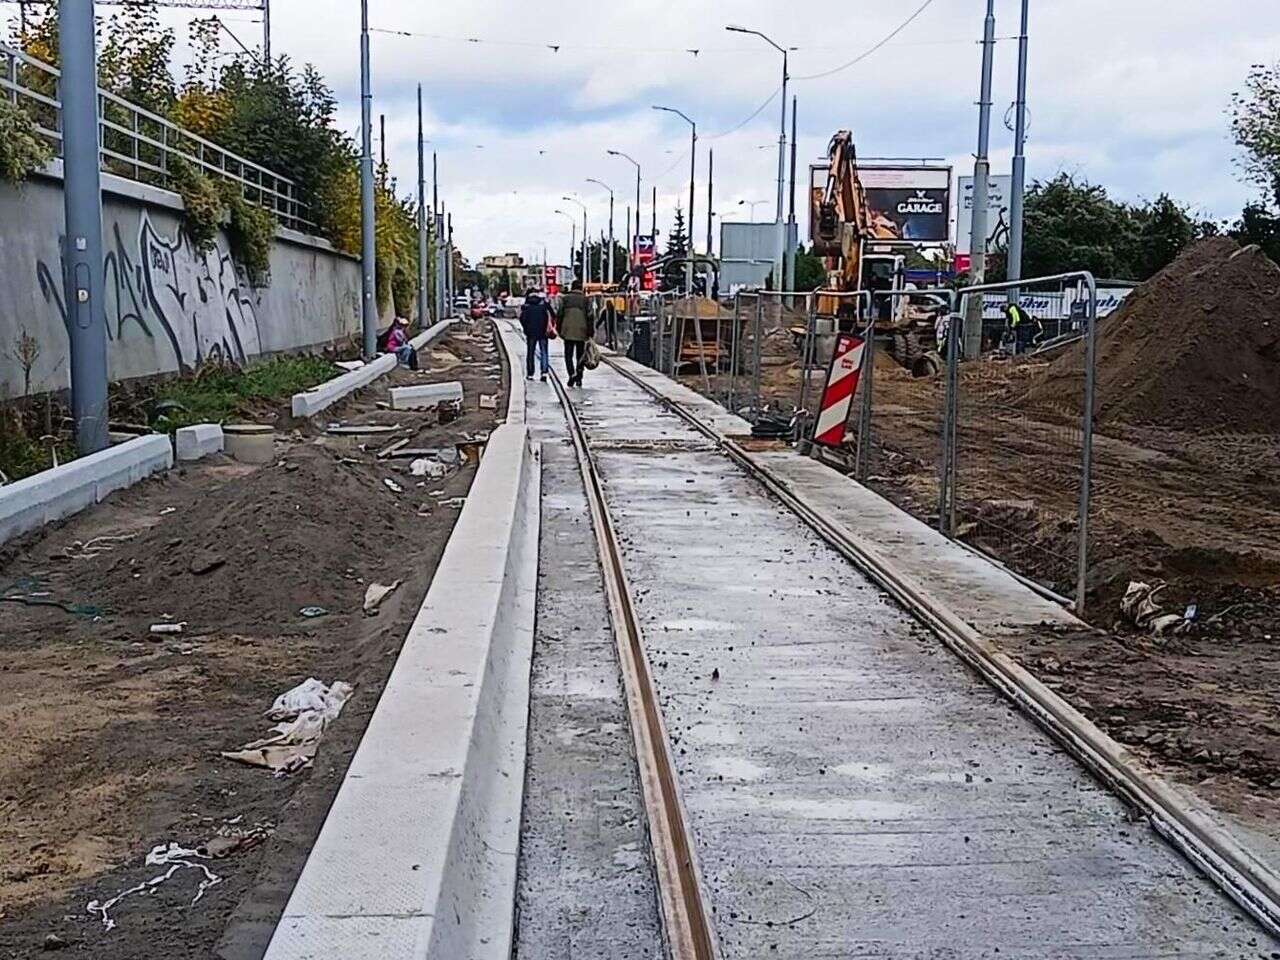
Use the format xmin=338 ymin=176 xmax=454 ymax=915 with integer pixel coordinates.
xmin=35 ymin=211 xmax=262 ymax=373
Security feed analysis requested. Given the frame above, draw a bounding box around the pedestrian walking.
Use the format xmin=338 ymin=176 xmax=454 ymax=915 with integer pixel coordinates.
xmin=601 ymin=295 xmax=619 ymax=351
xmin=559 ymin=280 xmax=594 ymax=387
xmin=519 ymin=288 xmax=553 ymax=382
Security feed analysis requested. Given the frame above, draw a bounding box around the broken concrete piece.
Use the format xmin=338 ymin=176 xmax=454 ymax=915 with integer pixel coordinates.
xmin=389 ymin=381 xmax=464 ymax=411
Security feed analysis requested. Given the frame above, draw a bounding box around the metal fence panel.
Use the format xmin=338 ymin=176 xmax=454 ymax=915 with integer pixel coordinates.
xmin=0 ymin=41 xmax=311 ymax=231
xmin=946 ymin=273 xmax=1097 ymax=613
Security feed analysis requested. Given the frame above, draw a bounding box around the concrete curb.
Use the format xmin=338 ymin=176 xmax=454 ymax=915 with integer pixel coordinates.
xmin=493 ymin=318 xmax=526 ymax=424
xmin=0 ymin=434 xmax=172 ymax=546
xmin=290 ymin=319 xmax=457 ymax=419
xmin=175 ymin=423 xmax=224 ymax=462
xmin=263 ymin=422 xmax=540 ymax=959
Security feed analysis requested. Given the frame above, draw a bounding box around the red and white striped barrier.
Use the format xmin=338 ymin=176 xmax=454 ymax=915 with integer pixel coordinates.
xmin=812 ymin=333 xmax=866 ymax=447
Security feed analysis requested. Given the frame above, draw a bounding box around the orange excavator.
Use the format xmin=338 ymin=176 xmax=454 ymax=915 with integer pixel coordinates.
xmin=811 ymin=130 xmax=944 ymax=375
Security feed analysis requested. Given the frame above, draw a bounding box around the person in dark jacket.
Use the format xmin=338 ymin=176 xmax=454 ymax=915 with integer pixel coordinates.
xmin=519 ymin=289 xmax=553 ymax=381
xmin=558 ymin=281 xmax=594 ymax=386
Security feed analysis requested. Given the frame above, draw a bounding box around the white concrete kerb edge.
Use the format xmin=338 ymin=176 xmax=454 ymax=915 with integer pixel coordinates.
xmin=0 ymin=434 xmax=173 ymax=546
xmin=290 ymin=319 xmax=457 ymax=418
xmin=263 ymin=421 xmax=539 ymax=959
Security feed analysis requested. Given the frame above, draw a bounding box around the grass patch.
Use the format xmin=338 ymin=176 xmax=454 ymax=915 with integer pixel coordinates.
xmin=150 ymin=354 xmax=338 ymax=429
xmin=0 ymin=423 xmax=76 ymax=483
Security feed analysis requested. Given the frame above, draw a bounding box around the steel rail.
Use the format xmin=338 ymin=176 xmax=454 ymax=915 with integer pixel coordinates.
xmin=601 ymin=352 xmax=1280 ymax=942
xmin=548 ymin=369 xmax=721 ymax=960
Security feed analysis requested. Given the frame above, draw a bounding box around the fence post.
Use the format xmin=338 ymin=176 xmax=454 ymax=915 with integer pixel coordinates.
xmin=855 ymin=319 xmax=876 ymax=482
xmin=1075 ymin=279 xmax=1099 ymax=616
xmin=939 ymin=310 xmax=962 ymax=535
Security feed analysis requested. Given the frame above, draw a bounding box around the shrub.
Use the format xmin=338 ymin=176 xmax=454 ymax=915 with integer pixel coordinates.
xmin=0 ymin=97 xmax=53 ymax=183
xmin=218 ymin=181 xmax=276 ymax=287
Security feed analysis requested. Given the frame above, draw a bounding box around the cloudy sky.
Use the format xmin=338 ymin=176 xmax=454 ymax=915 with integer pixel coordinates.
xmin=15 ymin=0 xmax=1277 ymax=264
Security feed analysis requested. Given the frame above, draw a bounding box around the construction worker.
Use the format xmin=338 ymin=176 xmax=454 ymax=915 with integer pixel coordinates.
xmin=1003 ymin=301 xmax=1042 ymax=355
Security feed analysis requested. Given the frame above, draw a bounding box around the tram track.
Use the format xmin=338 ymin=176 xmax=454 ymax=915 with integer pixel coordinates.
xmin=548 ymin=367 xmax=721 ymax=960
xmin=597 ymin=352 xmax=1280 ymax=944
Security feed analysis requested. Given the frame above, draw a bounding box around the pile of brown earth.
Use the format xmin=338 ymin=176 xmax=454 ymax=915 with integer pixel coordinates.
xmin=92 ymin=442 xmax=418 ymax=634
xmin=1022 ymin=237 xmax=1280 ymax=432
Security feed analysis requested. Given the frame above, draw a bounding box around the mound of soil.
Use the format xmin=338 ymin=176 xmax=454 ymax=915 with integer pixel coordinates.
xmin=1023 ymin=238 xmax=1280 ymax=432
xmin=93 ymin=442 xmax=416 ymax=632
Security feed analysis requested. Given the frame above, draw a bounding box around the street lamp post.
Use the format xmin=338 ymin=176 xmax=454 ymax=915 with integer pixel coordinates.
xmin=1007 ymin=0 xmax=1031 ymax=306
xmin=59 ymin=0 xmax=109 ymax=454
xmin=359 ymin=0 xmax=376 ymax=357
xmin=607 ymin=149 xmax=642 ymax=268
xmin=554 ymin=210 xmax=577 ymax=282
xmin=562 ymin=195 xmax=587 ymax=288
xmin=738 ymin=199 xmax=768 ymax=221
xmin=653 ymin=105 xmax=697 ymax=296
xmin=586 ymin=178 xmax=615 ymax=286
xmin=726 ymin=25 xmax=789 ymax=291
xmin=964 ymin=0 xmax=997 ymax=359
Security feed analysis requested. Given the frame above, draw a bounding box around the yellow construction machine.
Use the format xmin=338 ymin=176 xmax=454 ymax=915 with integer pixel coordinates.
xmin=810 ymin=130 xmax=944 ymax=375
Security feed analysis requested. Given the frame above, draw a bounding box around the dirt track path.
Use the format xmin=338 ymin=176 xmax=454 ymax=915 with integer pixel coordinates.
xmin=0 ymin=325 xmax=504 ymax=958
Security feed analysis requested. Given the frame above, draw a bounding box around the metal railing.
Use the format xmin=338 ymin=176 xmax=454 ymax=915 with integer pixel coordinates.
xmin=1 ymin=41 xmax=313 ymax=231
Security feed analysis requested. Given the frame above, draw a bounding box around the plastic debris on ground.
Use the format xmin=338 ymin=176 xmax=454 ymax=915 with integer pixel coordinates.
xmin=298 ymin=606 xmax=328 ymax=618
xmin=363 ymin=579 xmax=402 ymax=614
xmin=410 ymin=458 xmax=448 ymax=479
xmin=86 ymin=842 xmax=223 ymax=931
xmin=383 ymin=477 xmax=404 ymax=494
xmin=1120 ymin=580 xmax=1196 ymax=637
xmin=221 ymin=678 xmax=354 ymax=776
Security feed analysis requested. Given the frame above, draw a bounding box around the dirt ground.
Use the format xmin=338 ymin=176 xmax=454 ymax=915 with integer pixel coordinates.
xmin=0 ymin=322 xmax=506 ymax=958
xmin=677 ymin=301 xmax=1280 ymax=859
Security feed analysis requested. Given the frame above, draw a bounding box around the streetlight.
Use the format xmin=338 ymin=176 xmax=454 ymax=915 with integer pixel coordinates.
xmin=561 ymin=195 xmax=587 ymax=288
xmin=607 ymin=149 xmax=642 ymax=268
xmin=726 ymin=24 xmax=790 ymax=291
xmin=652 ymin=105 xmax=696 ymax=295
xmin=554 ymin=209 xmax=576 ymax=288
xmin=586 ymin=178 xmax=615 ymax=286
xmin=738 ymin=199 xmax=768 ymax=221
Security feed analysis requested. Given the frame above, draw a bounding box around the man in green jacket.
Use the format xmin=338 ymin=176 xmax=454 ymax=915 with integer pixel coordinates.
xmin=558 ymin=280 xmax=595 ymax=387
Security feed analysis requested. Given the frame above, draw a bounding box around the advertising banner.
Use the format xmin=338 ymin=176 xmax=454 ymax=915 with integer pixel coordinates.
xmin=810 ymin=164 xmax=951 ymax=244
xmin=956 ymin=174 xmax=1013 ymax=254
xmin=633 ymin=234 xmax=656 ymax=291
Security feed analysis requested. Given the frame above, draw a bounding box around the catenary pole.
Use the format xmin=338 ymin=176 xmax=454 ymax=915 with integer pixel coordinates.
xmin=416 ymin=85 xmax=428 ymax=328
xmin=706 ymin=147 xmax=714 ymax=260
xmin=963 ymin=0 xmax=997 ymax=360
xmin=359 ymin=0 xmax=377 ymax=357
xmin=786 ymin=95 xmax=798 ymax=305
xmin=1007 ymin=0 xmax=1031 ymax=305
xmin=59 ymin=0 xmax=109 ymax=454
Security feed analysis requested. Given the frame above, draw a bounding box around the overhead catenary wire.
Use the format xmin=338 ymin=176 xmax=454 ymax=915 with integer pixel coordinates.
xmin=792 ymin=0 xmax=940 ymax=81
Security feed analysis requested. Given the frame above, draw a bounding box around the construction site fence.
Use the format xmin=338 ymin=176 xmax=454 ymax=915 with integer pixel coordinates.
xmin=839 ymin=272 xmax=1098 ymax=614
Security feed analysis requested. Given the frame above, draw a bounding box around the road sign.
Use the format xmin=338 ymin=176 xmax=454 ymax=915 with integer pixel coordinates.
xmin=813 ymin=333 xmax=866 ymax=447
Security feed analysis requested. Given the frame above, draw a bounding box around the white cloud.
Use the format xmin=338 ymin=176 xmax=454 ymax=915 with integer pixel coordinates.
xmin=16 ymin=0 xmax=1273 ymax=262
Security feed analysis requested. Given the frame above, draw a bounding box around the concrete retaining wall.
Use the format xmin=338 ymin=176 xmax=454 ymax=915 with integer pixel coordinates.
xmin=0 ymin=434 xmax=172 ymax=545
xmin=0 ymin=165 xmax=361 ymax=398
xmin=264 ymin=422 xmax=539 ymax=959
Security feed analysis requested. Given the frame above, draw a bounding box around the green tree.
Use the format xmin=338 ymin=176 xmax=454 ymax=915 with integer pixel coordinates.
xmin=1018 ymin=174 xmax=1139 ymax=279
xmin=1131 ymin=194 xmax=1203 ymax=279
xmin=1230 ymin=60 xmax=1280 ymax=202
xmin=793 ymin=244 xmax=826 ymax=292
xmin=662 ymin=207 xmax=689 ymax=290
xmin=1230 ymin=203 xmax=1280 ymax=264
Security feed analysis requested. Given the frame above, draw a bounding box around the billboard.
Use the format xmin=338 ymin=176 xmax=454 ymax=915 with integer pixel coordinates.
xmin=632 ymin=234 xmax=656 ymax=291
xmin=810 ymin=164 xmax=952 ymax=244
xmin=956 ymin=174 xmax=1013 ymax=254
